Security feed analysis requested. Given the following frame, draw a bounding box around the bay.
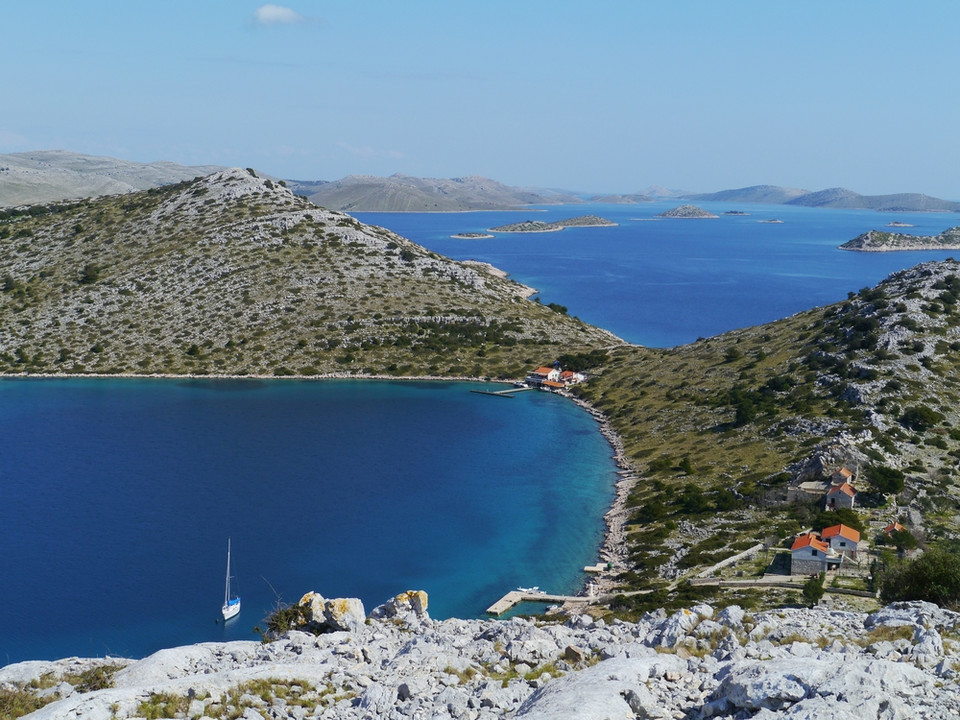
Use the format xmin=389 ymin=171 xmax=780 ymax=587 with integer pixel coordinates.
xmin=0 ymin=378 xmax=616 ymax=663
xmin=355 ymin=201 xmax=960 ymax=347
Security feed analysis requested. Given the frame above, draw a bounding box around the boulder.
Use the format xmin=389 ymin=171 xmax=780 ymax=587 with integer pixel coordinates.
xmin=515 ymin=656 xmax=679 ymax=719
xmin=370 ymin=590 xmax=430 ymax=622
xmin=297 ymin=591 xmax=365 ymax=633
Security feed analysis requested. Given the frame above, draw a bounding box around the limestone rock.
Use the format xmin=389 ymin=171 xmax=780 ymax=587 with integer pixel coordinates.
xmin=297 ymin=591 xmax=365 ymax=633
xmin=370 ymin=590 xmax=430 ymax=622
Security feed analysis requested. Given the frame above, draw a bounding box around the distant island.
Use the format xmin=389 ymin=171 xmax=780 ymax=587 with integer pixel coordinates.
xmin=888 ymin=222 xmax=915 ymax=227
xmin=839 ymin=225 xmax=960 ymax=252
xmin=450 ymin=231 xmax=494 ymax=239
xmin=587 ymin=193 xmax=655 ymax=204
xmin=689 ymin=184 xmax=960 ymax=212
xmin=284 ymin=173 xmax=582 ymax=212
xmin=723 ymin=210 xmax=750 ymax=216
xmin=657 ymin=204 xmax=718 ymax=219
xmin=490 ymin=215 xmax=617 ymax=233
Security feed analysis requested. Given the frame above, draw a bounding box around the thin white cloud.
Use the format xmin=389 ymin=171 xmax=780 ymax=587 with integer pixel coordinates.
xmin=254 ymin=4 xmax=304 ymax=25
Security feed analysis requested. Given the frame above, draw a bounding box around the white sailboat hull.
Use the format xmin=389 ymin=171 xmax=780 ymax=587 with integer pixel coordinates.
xmin=222 ymin=600 xmax=241 ymax=620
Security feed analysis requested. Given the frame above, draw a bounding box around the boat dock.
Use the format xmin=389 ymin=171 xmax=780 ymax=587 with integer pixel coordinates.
xmin=486 ymin=590 xmax=607 ymax=615
xmin=470 ymin=387 xmax=534 ymax=398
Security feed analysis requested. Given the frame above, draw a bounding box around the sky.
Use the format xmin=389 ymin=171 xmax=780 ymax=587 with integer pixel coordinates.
xmin=2 ymin=1 xmax=959 ymax=198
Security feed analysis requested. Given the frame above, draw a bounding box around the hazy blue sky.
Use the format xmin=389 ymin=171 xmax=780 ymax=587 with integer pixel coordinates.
xmin=3 ymin=1 xmax=958 ymax=197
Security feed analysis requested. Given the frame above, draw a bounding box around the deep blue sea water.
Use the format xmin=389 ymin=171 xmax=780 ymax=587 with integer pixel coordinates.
xmin=4 ymin=202 xmax=959 ymax=665
xmin=0 ymin=378 xmax=615 ymax=663
xmin=355 ymin=202 xmax=960 ymax=347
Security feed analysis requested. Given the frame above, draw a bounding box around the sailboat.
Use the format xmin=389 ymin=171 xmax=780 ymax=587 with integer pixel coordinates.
xmin=221 ymin=538 xmax=241 ymax=620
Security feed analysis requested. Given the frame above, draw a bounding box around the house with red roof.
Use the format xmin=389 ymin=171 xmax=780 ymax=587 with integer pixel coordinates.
xmin=883 ymin=522 xmax=905 ymax=536
xmin=790 ymin=532 xmax=841 ymax=575
xmin=821 ymin=524 xmax=860 ymax=556
xmin=825 ymin=482 xmax=857 ymax=510
xmin=831 ymin=467 xmax=855 ymax=485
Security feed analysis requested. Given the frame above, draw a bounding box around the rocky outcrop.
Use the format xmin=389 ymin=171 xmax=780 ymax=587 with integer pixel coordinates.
xmin=5 ymin=599 xmax=960 ymax=719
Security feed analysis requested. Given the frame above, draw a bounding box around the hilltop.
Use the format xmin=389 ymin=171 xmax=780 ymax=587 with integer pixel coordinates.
xmin=0 ymin=150 xmax=223 ymax=207
xmin=0 ymin=169 xmax=618 ymax=378
xmin=288 ymin=173 xmax=581 ymax=212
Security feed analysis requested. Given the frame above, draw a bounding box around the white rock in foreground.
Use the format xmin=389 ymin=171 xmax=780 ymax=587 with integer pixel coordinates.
xmin=4 ymin=599 xmax=960 ymax=719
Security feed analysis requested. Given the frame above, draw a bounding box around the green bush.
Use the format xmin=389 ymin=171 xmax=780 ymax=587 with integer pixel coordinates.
xmin=880 ymin=549 xmax=960 ymax=610
xmin=901 ymin=405 xmax=944 ymax=432
xmin=866 ymin=464 xmax=905 ymax=494
xmin=802 ymin=573 xmax=825 ymax=607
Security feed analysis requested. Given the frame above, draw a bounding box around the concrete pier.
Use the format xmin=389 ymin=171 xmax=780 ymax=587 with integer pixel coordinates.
xmin=470 ymin=387 xmax=534 ymax=398
xmin=486 ymin=590 xmax=606 ymax=615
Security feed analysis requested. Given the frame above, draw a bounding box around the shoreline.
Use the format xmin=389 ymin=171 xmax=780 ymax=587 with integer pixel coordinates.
xmin=4 ymin=370 xmax=632 ymax=605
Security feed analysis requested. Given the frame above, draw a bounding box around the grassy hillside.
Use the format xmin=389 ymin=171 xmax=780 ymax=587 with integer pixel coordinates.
xmin=0 ymin=169 xmax=617 ymax=377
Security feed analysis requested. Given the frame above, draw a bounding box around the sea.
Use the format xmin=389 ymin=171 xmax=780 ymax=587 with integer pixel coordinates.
xmin=2 ymin=200 xmax=958 ymax=665
xmin=355 ymin=201 xmax=960 ymax=347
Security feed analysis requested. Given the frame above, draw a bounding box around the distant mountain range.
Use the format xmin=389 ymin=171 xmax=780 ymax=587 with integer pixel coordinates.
xmin=286 ymin=173 xmax=582 ymax=212
xmin=688 ymin=185 xmax=960 ymax=212
xmin=2 ymin=151 xmax=957 ymax=213
xmin=0 ymin=150 xmax=224 ymax=207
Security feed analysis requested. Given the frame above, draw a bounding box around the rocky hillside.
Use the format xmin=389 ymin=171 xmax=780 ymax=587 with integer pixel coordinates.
xmin=575 ymin=258 xmax=960 ymax=607
xmin=4 ymin=596 xmax=959 ymax=719
xmin=840 ymin=226 xmax=960 ymax=251
xmin=0 ymin=169 xmax=618 ymax=378
xmin=291 ymin=174 xmax=581 ymax=212
xmin=0 ymin=151 xmax=223 ymax=207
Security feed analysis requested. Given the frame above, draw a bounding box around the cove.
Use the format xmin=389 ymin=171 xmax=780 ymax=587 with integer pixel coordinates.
xmin=0 ymin=377 xmax=617 ymax=664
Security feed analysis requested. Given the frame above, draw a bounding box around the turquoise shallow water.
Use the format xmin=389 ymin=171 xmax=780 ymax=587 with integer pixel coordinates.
xmin=0 ymin=378 xmax=616 ymax=663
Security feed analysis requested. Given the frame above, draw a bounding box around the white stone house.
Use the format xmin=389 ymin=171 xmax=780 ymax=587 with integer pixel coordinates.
xmin=821 ymin=524 xmax=860 ymax=557
xmin=790 ymin=533 xmax=841 ymax=575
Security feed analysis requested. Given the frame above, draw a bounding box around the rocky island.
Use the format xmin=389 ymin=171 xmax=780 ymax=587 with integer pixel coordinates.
xmin=451 ymin=232 xmax=495 ymax=239
xmin=840 ymin=226 xmax=960 ymax=251
xmin=656 ymin=204 xmax=718 ymax=219
xmin=489 ymin=215 xmax=617 ymax=233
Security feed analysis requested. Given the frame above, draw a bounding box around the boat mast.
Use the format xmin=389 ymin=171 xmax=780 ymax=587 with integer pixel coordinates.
xmin=224 ymin=538 xmax=231 ymax=605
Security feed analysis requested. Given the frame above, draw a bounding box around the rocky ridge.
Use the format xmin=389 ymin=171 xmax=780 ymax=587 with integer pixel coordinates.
xmin=5 ymin=598 xmax=960 ymax=719
xmin=291 ymin=174 xmax=581 ymax=212
xmin=0 ymin=168 xmax=618 ymax=378
xmin=0 ymin=150 xmax=224 ymax=207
